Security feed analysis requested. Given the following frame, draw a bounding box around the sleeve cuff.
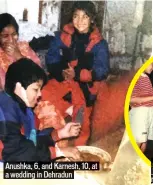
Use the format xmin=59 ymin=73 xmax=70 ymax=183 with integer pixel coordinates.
xmin=80 ymin=69 xmax=92 ymax=82
xmin=55 ymin=143 xmax=65 ymax=157
xmin=49 ymin=144 xmax=65 ymax=159
xmin=51 ymin=130 xmax=60 ymax=142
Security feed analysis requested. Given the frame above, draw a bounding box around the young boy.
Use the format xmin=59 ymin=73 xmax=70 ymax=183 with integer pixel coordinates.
xmin=0 ymin=58 xmax=81 ymax=161
xmin=130 ymin=63 xmax=153 ymax=152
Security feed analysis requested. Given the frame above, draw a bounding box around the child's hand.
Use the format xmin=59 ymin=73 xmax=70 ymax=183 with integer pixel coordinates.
xmin=14 ymin=82 xmax=30 ymax=107
xmin=62 ymin=64 xmax=75 ymax=80
xmin=57 ymin=122 xmax=81 ymax=139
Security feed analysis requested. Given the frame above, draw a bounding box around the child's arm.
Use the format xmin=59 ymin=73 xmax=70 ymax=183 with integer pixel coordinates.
xmin=130 ymin=96 xmax=153 ymax=104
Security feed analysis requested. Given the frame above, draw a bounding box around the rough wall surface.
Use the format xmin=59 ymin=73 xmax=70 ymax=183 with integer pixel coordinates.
xmin=103 ymin=0 xmax=152 ymax=70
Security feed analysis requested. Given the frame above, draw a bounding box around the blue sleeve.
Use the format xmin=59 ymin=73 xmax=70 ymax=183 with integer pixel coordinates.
xmin=92 ymin=39 xmax=110 ymax=81
xmin=0 ymin=109 xmax=54 ymax=161
xmin=0 ymin=106 xmax=6 ymax=140
xmin=0 ymin=97 xmax=23 ymax=140
xmin=0 ymin=100 xmax=20 ymax=123
xmin=45 ymin=32 xmax=63 ymax=66
xmin=0 ymin=106 xmax=5 ymax=121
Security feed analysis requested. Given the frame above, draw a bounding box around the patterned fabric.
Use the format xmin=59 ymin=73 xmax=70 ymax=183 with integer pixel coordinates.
xmin=0 ymin=41 xmax=41 ymax=89
xmin=131 ymin=75 xmax=153 ymax=107
xmin=34 ymin=101 xmax=65 ymax=130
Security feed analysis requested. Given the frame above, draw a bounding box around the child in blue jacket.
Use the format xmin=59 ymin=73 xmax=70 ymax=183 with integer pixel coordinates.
xmin=0 ymin=58 xmax=81 ymax=161
xmin=46 ymin=1 xmax=110 ymax=107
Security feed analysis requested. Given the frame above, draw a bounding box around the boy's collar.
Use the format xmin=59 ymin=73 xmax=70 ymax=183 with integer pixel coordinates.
xmin=5 ymin=91 xmax=28 ymax=113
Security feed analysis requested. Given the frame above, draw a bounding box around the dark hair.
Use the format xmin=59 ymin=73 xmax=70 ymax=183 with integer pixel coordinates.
xmin=70 ymin=1 xmax=96 ymax=27
xmin=0 ymin=13 xmax=19 ymax=34
xmin=5 ymin=58 xmax=48 ymax=95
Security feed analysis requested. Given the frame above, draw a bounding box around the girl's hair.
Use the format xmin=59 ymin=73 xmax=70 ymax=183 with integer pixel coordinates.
xmin=5 ymin=58 xmax=48 ymax=95
xmin=0 ymin=13 xmax=19 ymax=34
xmin=70 ymin=1 xmax=96 ymax=28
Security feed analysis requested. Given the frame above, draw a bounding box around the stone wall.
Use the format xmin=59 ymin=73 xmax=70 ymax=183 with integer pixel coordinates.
xmin=102 ymin=0 xmax=152 ymax=70
xmin=60 ymin=0 xmax=152 ymax=70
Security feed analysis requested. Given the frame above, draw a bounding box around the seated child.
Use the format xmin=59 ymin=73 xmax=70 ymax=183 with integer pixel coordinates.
xmin=0 ymin=58 xmax=81 ymax=161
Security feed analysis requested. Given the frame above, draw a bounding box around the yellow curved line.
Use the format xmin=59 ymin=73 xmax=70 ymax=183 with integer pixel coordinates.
xmin=124 ymin=56 xmax=153 ymax=167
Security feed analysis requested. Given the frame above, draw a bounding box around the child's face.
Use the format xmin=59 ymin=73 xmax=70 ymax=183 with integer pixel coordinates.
xmin=144 ymin=63 xmax=153 ymax=74
xmin=72 ymin=9 xmax=91 ymax=33
xmin=26 ymin=80 xmax=43 ymax=107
